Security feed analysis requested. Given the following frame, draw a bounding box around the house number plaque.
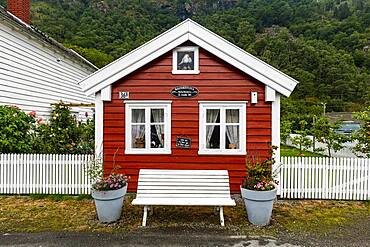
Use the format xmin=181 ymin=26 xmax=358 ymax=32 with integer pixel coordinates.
xmin=171 ymin=86 xmax=198 ymax=98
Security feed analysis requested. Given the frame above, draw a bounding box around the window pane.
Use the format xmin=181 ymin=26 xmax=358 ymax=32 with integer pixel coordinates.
xmin=225 ymin=125 xmax=240 ymax=149
xmin=131 ymin=125 xmax=145 ymax=148
xmin=206 ymin=125 xmax=220 ymax=149
xmin=151 ymin=124 xmax=164 ymax=148
xmin=132 ymin=109 xmax=145 ymax=123
xmin=226 ymin=109 xmax=239 ymax=123
xmin=177 ymin=51 xmax=195 ymax=70
xmin=206 ymin=109 xmax=220 ymax=123
xmin=151 ymin=109 xmax=164 ymax=123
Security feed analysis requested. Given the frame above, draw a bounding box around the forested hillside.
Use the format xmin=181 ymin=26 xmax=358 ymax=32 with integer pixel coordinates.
xmin=1 ymin=0 xmax=369 ymax=111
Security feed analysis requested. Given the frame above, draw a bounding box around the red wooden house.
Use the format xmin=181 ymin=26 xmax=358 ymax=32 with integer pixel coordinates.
xmin=80 ymin=19 xmax=298 ymax=193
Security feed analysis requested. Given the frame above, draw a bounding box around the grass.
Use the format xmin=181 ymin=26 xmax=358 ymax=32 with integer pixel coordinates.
xmin=280 ymin=145 xmax=325 ymax=157
xmin=0 ymin=195 xmax=368 ymax=237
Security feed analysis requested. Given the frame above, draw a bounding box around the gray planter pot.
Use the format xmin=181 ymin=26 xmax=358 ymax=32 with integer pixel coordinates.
xmin=91 ymin=184 xmax=127 ymax=223
xmin=240 ymin=186 xmax=277 ymax=226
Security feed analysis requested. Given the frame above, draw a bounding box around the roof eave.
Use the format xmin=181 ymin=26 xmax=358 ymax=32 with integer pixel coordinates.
xmin=80 ymin=19 xmax=298 ymax=97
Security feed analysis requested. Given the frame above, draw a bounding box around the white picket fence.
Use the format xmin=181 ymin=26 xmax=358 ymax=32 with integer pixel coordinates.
xmin=279 ymin=156 xmax=370 ymax=200
xmin=0 ymin=154 xmax=94 ymax=194
xmin=1 ymin=154 xmax=369 ymax=200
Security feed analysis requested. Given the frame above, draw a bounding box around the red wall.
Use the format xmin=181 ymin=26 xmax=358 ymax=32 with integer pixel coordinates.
xmin=103 ymin=47 xmax=272 ymax=193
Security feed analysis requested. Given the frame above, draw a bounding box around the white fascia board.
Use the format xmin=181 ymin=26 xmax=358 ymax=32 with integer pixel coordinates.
xmin=81 ymin=21 xmax=190 ymax=95
xmin=189 ymin=33 xmax=290 ymax=97
xmin=188 ymin=21 xmax=298 ymax=96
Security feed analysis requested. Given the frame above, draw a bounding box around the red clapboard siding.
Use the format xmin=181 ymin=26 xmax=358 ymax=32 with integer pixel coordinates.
xmin=103 ymin=47 xmax=272 ymax=194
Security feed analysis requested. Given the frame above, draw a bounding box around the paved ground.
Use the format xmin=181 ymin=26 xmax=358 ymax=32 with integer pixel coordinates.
xmin=0 ymin=232 xmax=300 ymax=247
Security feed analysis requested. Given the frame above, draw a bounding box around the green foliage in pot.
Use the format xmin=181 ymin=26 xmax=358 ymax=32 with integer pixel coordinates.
xmin=242 ymin=148 xmax=278 ymax=191
xmin=86 ymin=155 xmax=128 ymax=191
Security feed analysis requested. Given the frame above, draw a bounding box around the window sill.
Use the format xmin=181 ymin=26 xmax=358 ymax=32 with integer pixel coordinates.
xmin=125 ymin=150 xmax=172 ymax=155
xmin=172 ymin=70 xmax=200 ymax=75
xmin=198 ymin=150 xmax=247 ymax=156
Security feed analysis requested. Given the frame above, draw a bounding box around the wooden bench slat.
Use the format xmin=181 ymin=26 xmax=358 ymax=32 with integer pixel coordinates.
xmin=139 ymin=170 xmax=228 ymax=175
xmin=137 ymin=185 xmax=230 ymax=190
xmin=136 ymin=194 xmax=233 ymax=198
xmin=137 ymin=182 xmax=230 ymax=186
xmin=139 ymin=175 xmax=229 ymax=179
xmin=132 ymin=198 xmax=236 ymax=206
xmin=137 ymin=190 xmax=230 ymax=194
xmin=138 ymin=178 xmax=229 ymax=182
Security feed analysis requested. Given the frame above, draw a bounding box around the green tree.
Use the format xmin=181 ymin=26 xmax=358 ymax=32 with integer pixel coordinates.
xmin=290 ymin=120 xmax=313 ymax=155
xmin=312 ymin=117 xmax=349 ymax=157
xmin=352 ymin=106 xmax=370 ymax=157
xmin=280 ymin=119 xmax=292 ymax=145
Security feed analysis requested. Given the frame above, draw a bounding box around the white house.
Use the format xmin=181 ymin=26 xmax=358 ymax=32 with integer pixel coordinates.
xmin=0 ymin=0 xmax=97 ymax=119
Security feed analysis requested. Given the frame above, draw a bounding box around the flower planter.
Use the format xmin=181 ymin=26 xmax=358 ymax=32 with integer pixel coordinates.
xmin=240 ymin=186 xmax=277 ymax=226
xmin=91 ymin=184 xmax=128 ymax=223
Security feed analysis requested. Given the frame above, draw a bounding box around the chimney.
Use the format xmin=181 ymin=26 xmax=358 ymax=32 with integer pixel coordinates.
xmin=7 ymin=0 xmax=30 ymax=24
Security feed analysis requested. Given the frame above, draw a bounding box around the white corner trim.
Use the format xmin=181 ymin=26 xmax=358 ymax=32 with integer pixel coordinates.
xmin=101 ymin=85 xmax=112 ymax=101
xmin=79 ymin=19 xmax=298 ymax=97
xmin=265 ymin=86 xmax=276 ymax=102
xmin=271 ymin=93 xmax=281 ymax=195
xmin=95 ymin=92 xmax=104 ymax=158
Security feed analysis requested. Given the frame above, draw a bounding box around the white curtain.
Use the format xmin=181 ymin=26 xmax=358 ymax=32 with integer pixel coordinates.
xmin=132 ymin=109 xmax=145 ymax=145
xmin=206 ymin=109 xmax=219 ymax=148
xmin=151 ymin=109 xmax=164 ymax=147
xmin=226 ymin=110 xmax=239 ymax=149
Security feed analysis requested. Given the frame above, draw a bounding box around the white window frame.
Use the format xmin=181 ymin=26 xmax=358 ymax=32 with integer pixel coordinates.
xmin=198 ymin=101 xmax=247 ymax=155
xmin=125 ymin=100 xmax=172 ymax=154
xmin=172 ymin=46 xmax=200 ymax=74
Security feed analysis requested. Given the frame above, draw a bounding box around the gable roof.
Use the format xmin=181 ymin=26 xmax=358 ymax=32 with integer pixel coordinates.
xmin=0 ymin=5 xmax=97 ymax=71
xmin=79 ymin=19 xmax=298 ymax=97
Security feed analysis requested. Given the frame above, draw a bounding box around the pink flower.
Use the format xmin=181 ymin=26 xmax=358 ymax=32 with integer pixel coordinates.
xmin=28 ymin=111 xmax=36 ymax=117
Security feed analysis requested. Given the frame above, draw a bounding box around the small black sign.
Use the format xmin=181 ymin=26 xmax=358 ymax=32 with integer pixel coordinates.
xmin=176 ymin=137 xmax=192 ymax=149
xmin=171 ymin=86 xmax=199 ymax=98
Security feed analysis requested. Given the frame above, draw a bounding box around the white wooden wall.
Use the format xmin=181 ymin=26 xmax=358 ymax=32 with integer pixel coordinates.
xmin=0 ymin=21 xmax=96 ymax=119
xmin=279 ymin=156 xmax=370 ymax=200
xmin=0 ymin=154 xmax=94 ymax=194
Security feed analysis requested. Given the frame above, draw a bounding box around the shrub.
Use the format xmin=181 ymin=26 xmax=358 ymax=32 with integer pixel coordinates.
xmin=0 ymin=105 xmax=36 ymax=153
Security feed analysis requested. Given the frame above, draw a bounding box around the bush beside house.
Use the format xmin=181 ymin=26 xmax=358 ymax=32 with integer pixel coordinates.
xmin=0 ymin=104 xmax=94 ymax=154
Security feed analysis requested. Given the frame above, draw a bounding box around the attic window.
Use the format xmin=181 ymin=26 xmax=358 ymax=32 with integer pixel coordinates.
xmin=172 ymin=46 xmax=199 ymax=74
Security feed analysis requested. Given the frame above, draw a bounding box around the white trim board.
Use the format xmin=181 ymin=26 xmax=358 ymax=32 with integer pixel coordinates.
xmin=79 ymin=19 xmax=298 ymax=97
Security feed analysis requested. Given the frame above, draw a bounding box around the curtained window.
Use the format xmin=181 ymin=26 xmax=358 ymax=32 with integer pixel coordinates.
xmin=199 ymin=102 xmax=246 ymax=155
xmin=125 ymin=101 xmax=171 ymax=154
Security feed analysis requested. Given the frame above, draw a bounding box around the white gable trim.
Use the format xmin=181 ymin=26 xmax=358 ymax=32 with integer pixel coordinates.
xmin=80 ymin=19 xmax=298 ymax=97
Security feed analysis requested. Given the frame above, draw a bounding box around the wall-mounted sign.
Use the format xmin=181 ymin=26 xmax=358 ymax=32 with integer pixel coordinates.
xmin=176 ymin=137 xmax=192 ymax=149
xmin=119 ymin=92 xmax=129 ymax=99
xmin=171 ymin=86 xmax=198 ymax=98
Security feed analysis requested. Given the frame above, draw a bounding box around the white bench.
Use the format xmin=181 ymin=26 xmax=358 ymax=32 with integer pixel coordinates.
xmin=131 ymin=169 xmax=236 ymax=226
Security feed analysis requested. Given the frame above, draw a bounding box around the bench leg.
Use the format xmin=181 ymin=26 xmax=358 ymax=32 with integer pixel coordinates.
xmin=142 ymin=205 xmax=148 ymax=227
xmin=219 ymin=206 xmax=225 ymax=226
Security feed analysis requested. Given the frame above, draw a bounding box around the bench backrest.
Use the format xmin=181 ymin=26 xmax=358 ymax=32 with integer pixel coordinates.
xmin=136 ymin=169 xmax=232 ymax=199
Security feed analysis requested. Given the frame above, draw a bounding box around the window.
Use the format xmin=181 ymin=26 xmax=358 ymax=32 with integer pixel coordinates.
xmin=125 ymin=101 xmax=171 ymax=154
xmin=172 ymin=46 xmax=199 ymax=74
xmin=199 ymin=102 xmax=246 ymax=155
